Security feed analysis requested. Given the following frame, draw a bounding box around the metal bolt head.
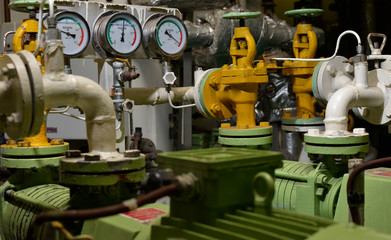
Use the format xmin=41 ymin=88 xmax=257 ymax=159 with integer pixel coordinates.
xmin=124 ymin=149 xmax=140 ymax=158
xmin=210 ymin=104 xmax=221 ymax=114
xmin=221 ymin=123 xmax=231 ymax=128
xmin=84 ymin=153 xmax=100 ymax=161
xmin=307 ymin=128 xmax=320 ymax=136
xmin=50 ymin=139 xmax=64 ymax=145
xmin=66 ymin=150 xmax=81 ymax=158
xmin=326 ymin=65 xmax=336 ymax=77
xmin=17 ymin=141 xmax=31 ymax=147
xmin=6 ymin=139 xmax=16 ymax=145
xmin=344 ymin=64 xmax=354 ymax=74
xmin=353 ymin=128 xmax=366 ymax=134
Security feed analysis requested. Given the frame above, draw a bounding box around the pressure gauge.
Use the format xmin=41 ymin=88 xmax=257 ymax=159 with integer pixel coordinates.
xmin=143 ymin=14 xmax=188 ymax=60
xmin=55 ymin=11 xmax=90 ymax=57
xmin=93 ymin=12 xmax=142 ymax=58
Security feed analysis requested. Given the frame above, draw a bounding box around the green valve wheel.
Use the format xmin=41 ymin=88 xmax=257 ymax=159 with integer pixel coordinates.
xmin=284 ymin=8 xmax=324 ymax=18
xmin=223 ymin=12 xmax=261 ymax=19
xmin=8 ymin=0 xmax=53 ymax=12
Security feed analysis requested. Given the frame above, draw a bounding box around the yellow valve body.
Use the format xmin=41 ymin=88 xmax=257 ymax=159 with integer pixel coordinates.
xmin=200 ymin=27 xmax=268 ymax=128
xmin=282 ymin=23 xmax=319 ymax=119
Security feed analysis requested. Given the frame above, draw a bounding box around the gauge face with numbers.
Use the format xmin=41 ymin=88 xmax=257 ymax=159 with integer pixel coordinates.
xmin=56 ymin=11 xmax=90 ymax=57
xmin=104 ymin=13 xmax=142 ymax=57
xmin=155 ymin=16 xmax=187 ymax=56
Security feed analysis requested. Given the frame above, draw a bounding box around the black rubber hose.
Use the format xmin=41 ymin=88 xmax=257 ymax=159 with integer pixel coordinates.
xmin=347 ymin=156 xmax=391 ymax=224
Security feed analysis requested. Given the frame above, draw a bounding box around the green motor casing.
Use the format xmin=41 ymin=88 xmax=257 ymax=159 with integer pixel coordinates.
xmin=273 ymin=160 xmax=342 ymax=219
xmin=0 ymin=183 xmax=69 ymax=240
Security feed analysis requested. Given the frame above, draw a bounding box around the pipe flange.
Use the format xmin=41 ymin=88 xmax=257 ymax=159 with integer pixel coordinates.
xmin=304 ymin=128 xmax=369 ymax=155
xmin=60 ymin=152 xmax=145 ymax=186
xmin=352 ymin=68 xmax=391 ymax=125
xmin=0 ymin=51 xmax=43 ymax=139
xmin=312 ymin=56 xmax=353 ymax=108
xmin=281 ymin=117 xmax=324 ymax=132
xmin=218 ymin=125 xmax=272 ymax=147
xmin=194 ymin=68 xmax=234 ymax=120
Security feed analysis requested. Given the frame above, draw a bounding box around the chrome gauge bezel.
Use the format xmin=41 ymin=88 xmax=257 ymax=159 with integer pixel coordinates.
xmin=93 ymin=11 xmax=142 ymax=58
xmin=143 ymin=14 xmax=188 ymax=60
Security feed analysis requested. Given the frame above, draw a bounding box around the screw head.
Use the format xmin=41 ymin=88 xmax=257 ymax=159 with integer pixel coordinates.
xmin=66 ymin=150 xmax=81 ymax=158
xmin=124 ymin=149 xmax=140 ymax=158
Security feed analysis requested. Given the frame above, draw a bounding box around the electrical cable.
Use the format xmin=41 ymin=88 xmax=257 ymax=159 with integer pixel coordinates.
xmin=167 ymin=90 xmax=196 ymax=109
xmin=273 ymin=30 xmax=362 ymax=62
xmin=347 ymin=156 xmax=391 ymax=225
xmin=26 ymin=183 xmax=179 ymax=240
xmin=49 ymin=106 xmax=70 ymax=114
xmin=33 ymin=0 xmax=46 ymax=56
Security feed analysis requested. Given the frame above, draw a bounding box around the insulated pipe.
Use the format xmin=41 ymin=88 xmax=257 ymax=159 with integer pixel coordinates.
xmin=124 ymin=87 xmax=194 ymax=105
xmin=324 ymin=85 xmax=384 ymax=132
xmin=43 ymin=39 xmax=116 ymax=153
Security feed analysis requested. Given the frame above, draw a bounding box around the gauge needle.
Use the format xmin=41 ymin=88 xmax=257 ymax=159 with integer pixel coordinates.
xmin=60 ymin=30 xmax=76 ymax=39
xmin=165 ymin=30 xmax=180 ymax=45
xmin=120 ymin=21 xmax=125 ymax=42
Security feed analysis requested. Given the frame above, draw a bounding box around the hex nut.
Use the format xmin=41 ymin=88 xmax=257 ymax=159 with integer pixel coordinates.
xmin=6 ymin=139 xmax=16 ymax=145
xmin=353 ymin=128 xmax=366 ymax=134
xmin=307 ymin=129 xmax=320 ymax=136
xmin=17 ymin=141 xmax=31 ymax=147
xmin=66 ymin=150 xmax=81 ymax=158
xmin=163 ymin=72 xmax=177 ymax=85
xmin=50 ymin=139 xmax=64 ymax=145
xmin=124 ymin=149 xmax=140 ymax=158
xmin=84 ymin=153 xmax=100 ymax=161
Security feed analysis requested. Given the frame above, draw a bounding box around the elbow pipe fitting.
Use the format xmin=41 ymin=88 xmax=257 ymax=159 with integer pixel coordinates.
xmin=43 ymin=39 xmax=116 ymax=153
xmin=324 ymin=85 xmax=384 ymax=132
xmin=43 ymin=75 xmax=116 ymax=153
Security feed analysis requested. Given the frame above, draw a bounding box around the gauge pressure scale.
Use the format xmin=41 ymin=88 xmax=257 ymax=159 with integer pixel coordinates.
xmin=143 ymin=14 xmax=188 ymax=60
xmin=92 ymin=12 xmax=142 ymax=58
xmin=52 ymin=11 xmax=90 ymax=57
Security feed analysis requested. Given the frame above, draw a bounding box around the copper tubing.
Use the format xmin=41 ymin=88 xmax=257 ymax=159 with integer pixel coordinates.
xmin=27 ymin=183 xmax=178 ymax=239
xmin=347 ymin=157 xmax=391 ymax=224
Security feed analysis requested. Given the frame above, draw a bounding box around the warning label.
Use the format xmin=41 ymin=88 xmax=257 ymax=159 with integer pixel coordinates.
xmin=368 ymin=170 xmax=391 ymax=177
xmin=120 ymin=208 xmax=167 ymax=223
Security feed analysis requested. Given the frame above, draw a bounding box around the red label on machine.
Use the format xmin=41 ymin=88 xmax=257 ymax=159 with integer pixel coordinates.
xmin=120 ymin=208 xmax=167 ymax=223
xmin=369 ymin=170 xmax=391 ymax=177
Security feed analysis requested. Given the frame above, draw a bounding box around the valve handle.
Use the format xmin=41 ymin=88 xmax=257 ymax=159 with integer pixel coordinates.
xmin=223 ymin=12 xmax=261 ymax=20
xmin=284 ymin=8 xmax=323 ymax=18
xmin=8 ymin=0 xmax=51 ymax=13
xmin=367 ymin=33 xmax=387 ymax=55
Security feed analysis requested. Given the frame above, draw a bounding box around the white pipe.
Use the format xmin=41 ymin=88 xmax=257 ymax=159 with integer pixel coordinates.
xmin=354 ymin=62 xmax=368 ymax=88
xmin=124 ymin=87 xmax=194 ymax=105
xmin=324 ymin=85 xmax=384 ymax=132
xmin=43 ymin=39 xmax=117 ymax=154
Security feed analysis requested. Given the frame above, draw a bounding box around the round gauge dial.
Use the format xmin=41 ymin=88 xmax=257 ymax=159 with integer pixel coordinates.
xmin=156 ymin=16 xmax=187 ymax=56
xmin=55 ymin=11 xmax=90 ymax=57
xmin=94 ymin=12 xmax=142 ymax=58
xmin=143 ymin=14 xmax=187 ymax=60
xmin=107 ymin=17 xmax=139 ymax=54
